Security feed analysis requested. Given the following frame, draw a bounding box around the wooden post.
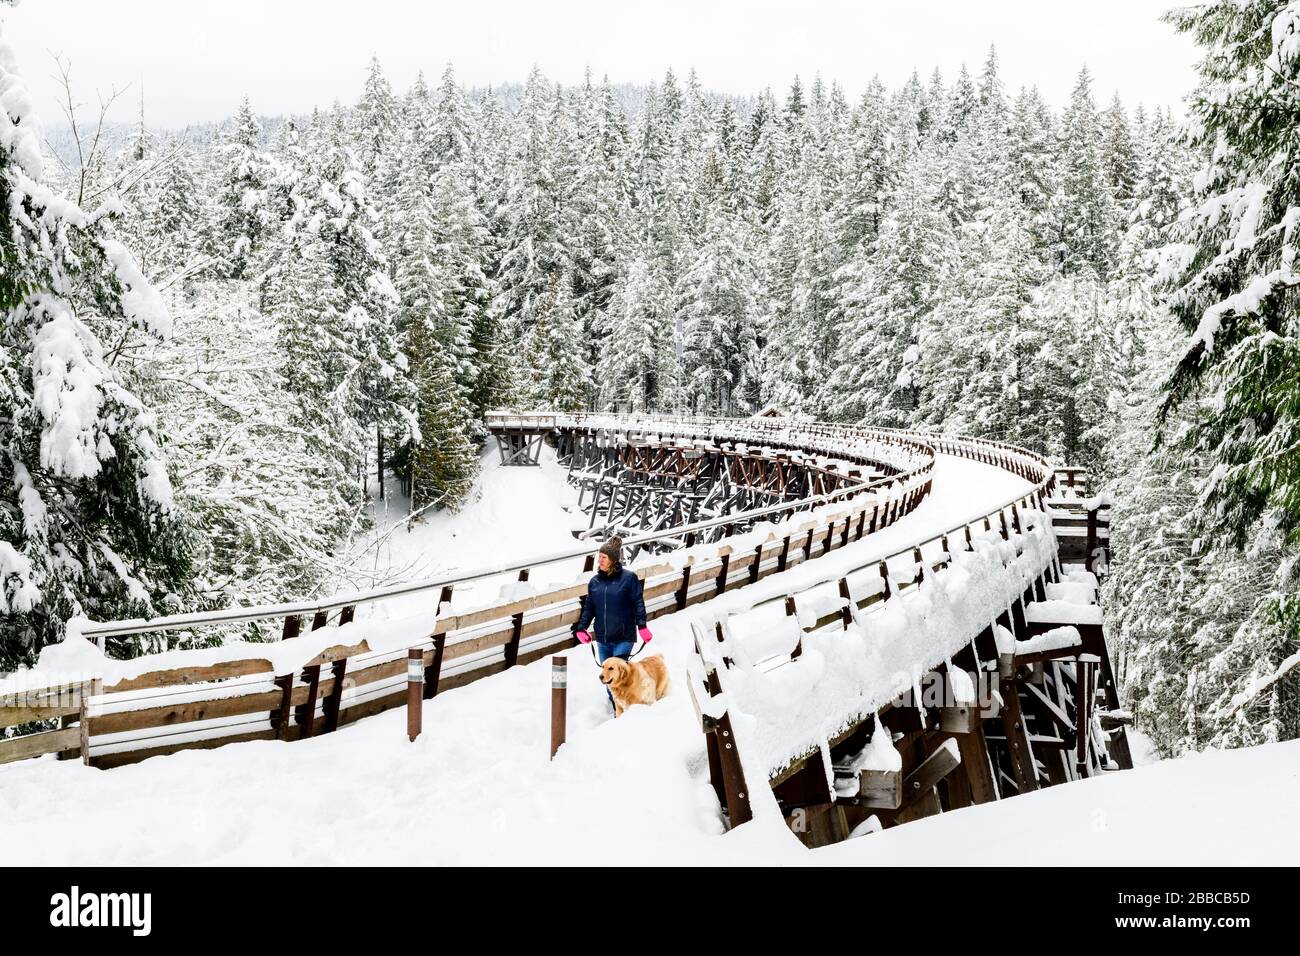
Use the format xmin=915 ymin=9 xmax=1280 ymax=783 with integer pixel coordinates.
xmin=750 ymin=542 xmax=763 ymax=583
xmin=296 ymin=663 xmax=322 ymax=738
xmin=506 ymin=610 xmax=525 ymax=668
xmin=79 ymin=677 xmax=102 ymax=766
xmin=838 ymin=578 xmax=853 ymax=629
xmin=424 ymin=632 xmax=447 ymax=699
xmin=708 ymin=678 xmax=752 ymax=827
xmin=998 ymin=676 xmax=1039 ymax=794
xmin=551 ymin=656 xmax=567 ymax=759
xmin=955 ymin=720 xmax=998 ymax=804
xmin=1085 ymin=507 xmax=1098 ymax=573
xmin=778 ymin=534 xmax=791 ymax=573
xmin=310 ymin=610 xmax=328 ymax=631
xmin=676 ymin=565 xmax=693 ymax=610
xmin=339 ymin=605 xmax=356 ymax=626
xmin=504 ymin=564 xmax=530 ymax=669
xmin=281 ymin=616 xmax=301 ymax=641
xmin=273 ymin=674 xmax=294 ymax=741
xmin=407 ymin=649 xmax=424 ymax=742
xmin=1076 ymin=659 xmax=1092 ymax=776
xmin=716 ymin=553 xmax=730 ymax=595
xmin=322 ymin=658 xmax=348 ymax=733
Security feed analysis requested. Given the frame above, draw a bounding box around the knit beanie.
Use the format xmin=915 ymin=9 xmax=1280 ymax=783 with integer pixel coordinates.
xmin=599 ymin=535 xmax=624 ymax=571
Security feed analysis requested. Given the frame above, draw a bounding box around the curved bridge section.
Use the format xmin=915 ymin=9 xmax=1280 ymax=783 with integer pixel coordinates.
xmin=552 ymin=414 xmax=936 ymax=550
xmin=1 ymin=415 xmax=1123 ymax=815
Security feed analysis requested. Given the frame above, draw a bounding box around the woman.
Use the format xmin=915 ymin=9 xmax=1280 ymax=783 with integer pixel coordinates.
xmin=571 ymin=535 xmax=652 ymax=707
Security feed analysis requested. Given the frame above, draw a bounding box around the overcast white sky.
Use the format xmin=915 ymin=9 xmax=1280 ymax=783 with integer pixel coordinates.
xmin=2 ymin=0 xmax=1200 ymax=128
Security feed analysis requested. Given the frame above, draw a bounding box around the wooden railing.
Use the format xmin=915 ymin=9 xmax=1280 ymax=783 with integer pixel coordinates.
xmin=682 ymin=445 xmax=1132 ymax=846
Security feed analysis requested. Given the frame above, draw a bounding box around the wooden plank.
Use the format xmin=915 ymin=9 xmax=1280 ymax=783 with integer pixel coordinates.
xmin=438 ymin=580 xmax=590 ymax=633
xmin=87 ymin=683 xmax=313 ymax=737
xmin=304 ymin=641 xmax=370 ymax=667
xmin=105 ymin=658 xmax=275 ymax=694
xmin=0 ymin=703 xmax=81 ymax=725
xmin=90 ymin=728 xmax=280 ymax=770
xmin=0 ymin=680 xmax=93 ymax=710
xmin=0 ymin=726 xmax=81 ymax=765
xmin=519 ymin=607 xmax=582 ymax=641
xmin=441 ymin=627 xmax=513 ymax=664
xmin=346 ymin=649 xmax=432 ymax=688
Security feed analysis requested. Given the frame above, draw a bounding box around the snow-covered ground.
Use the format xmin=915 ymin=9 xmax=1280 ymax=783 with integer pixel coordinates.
xmin=334 ymin=443 xmax=588 ymax=619
xmin=816 ymin=737 xmax=1300 ymax=866
xmin=5 ymin=451 xmax=1290 ymax=865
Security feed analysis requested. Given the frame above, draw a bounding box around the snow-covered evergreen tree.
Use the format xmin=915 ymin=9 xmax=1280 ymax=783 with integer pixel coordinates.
xmin=206 ymin=97 xmax=272 ymax=279
xmin=0 ymin=25 xmax=192 ymax=666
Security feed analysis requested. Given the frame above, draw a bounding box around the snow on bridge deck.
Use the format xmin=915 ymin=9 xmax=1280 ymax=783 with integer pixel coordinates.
xmin=2 ymin=453 xmax=1039 ymax=864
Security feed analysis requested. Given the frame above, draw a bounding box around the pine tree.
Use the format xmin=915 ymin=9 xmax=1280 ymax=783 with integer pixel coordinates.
xmin=1152 ymin=0 xmax=1300 ymax=737
xmin=599 ymin=248 xmax=672 ymax=411
xmin=1100 ymin=93 xmax=1140 ymax=212
xmin=354 ymin=56 xmax=400 ymax=182
xmin=1048 ymin=68 xmax=1119 ymax=278
xmin=494 ymin=70 xmax=572 ymax=349
xmin=526 ymin=271 xmax=588 ymax=411
xmin=0 ymin=24 xmax=193 ymax=666
xmin=677 ymin=206 xmax=760 ymax=415
xmin=1106 ymin=310 xmax=1297 ymax=752
xmin=827 ymin=140 xmax=954 ymax=425
xmin=206 ymin=96 xmax=271 ymax=279
xmin=919 ymin=186 xmax=1046 ymax=443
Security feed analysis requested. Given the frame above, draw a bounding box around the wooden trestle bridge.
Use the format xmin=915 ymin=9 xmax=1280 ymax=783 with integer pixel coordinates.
xmin=3 ymin=412 xmax=1127 ymax=850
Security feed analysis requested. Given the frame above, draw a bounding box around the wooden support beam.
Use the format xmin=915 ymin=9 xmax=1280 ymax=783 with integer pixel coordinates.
xmin=706 ymin=670 xmax=752 ymax=828
xmin=998 ymin=676 xmax=1039 ymax=794
xmin=955 ymin=721 xmax=998 ymax=804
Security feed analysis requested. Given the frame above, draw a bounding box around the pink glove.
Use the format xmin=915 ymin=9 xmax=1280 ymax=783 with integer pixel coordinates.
xmin=638 ymin=627 xmax=653 ymax=643
xmin=576 ymin=630 xmax=592 ymax=644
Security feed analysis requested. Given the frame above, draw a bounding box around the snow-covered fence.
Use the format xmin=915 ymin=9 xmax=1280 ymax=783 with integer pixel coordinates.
xmin=684 ymin=444 xmax=1132 ymax=846
xmin=1 ymin=419 xmax=1067 ymax=771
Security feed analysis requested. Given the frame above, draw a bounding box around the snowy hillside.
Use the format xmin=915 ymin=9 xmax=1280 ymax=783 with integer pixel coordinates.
xmin=334 ymin=444 xmax=587 ymax=617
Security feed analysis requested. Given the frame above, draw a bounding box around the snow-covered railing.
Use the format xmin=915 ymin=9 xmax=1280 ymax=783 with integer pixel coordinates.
xmin=1 ymin=419 xmax=1057 ymax=770
xmin=681 ymin=442 xmax=1133 ymax=842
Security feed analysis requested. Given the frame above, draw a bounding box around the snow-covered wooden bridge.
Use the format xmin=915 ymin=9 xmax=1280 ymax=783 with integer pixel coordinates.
xmin=0 ymin=413 xmax=1126 ymax=849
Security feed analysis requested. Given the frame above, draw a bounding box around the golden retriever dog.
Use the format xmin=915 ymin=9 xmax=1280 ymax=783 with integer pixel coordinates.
xmin=599 ymin=655 xmax=671 ymax=716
